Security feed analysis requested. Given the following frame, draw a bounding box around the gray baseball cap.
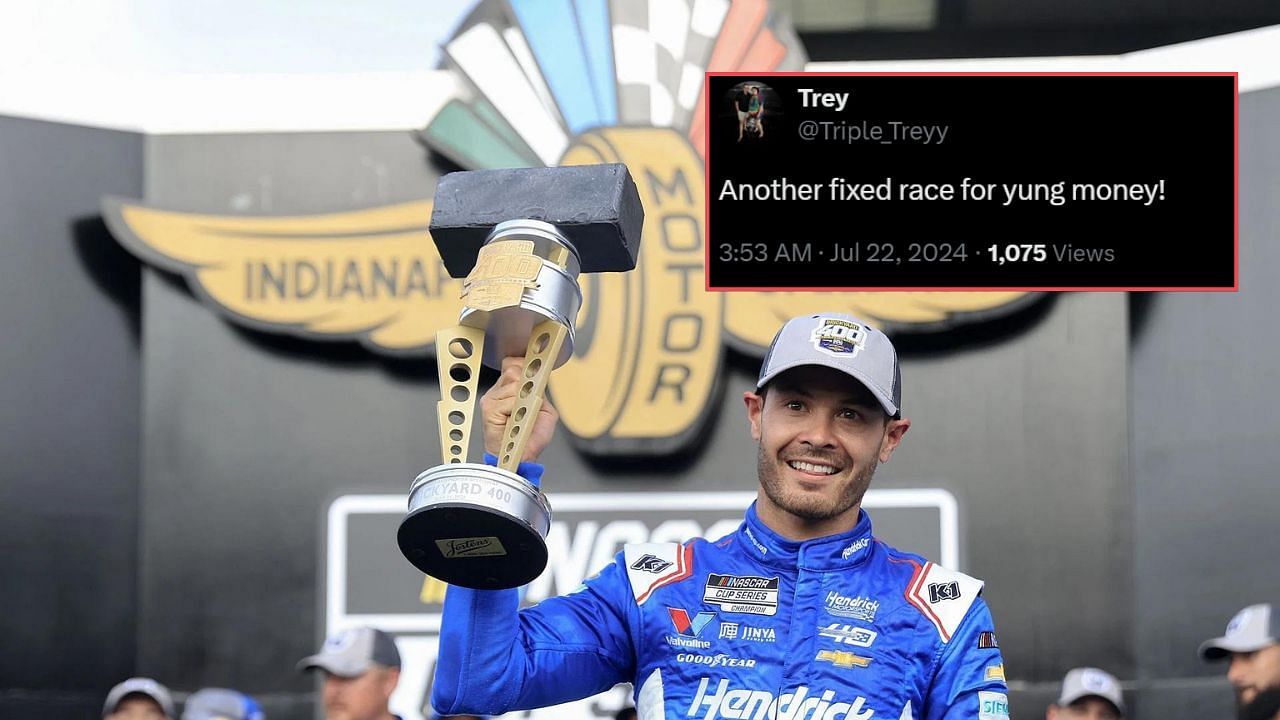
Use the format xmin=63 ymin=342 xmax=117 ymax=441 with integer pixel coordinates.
xmin=103 ymin=677 xmax=176 ymax=719
xmin=1200 ymin=603 xmax=1277 ymax=661
xmin=181 ymin=688 xmax=264 ymax=720
xmin=297 ymin=626 xmax=401 ymax=677
xmin=757 ymin=313 xmax=901 ymax=418
xmin=1057 ymin=667 xmax=1125 ymax=716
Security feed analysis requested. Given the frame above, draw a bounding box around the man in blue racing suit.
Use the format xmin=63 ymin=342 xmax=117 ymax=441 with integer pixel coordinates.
xmin=432 ymin=313 xmax=1009 ymax=720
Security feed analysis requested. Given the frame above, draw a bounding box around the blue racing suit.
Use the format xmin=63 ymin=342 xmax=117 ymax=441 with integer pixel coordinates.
xmin=433 ymin=488 xmax=1008 ymax=720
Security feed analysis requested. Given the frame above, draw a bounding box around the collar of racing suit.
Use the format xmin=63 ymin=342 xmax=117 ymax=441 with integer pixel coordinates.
xmin=733 ymin=502 xmax=876 ymax=572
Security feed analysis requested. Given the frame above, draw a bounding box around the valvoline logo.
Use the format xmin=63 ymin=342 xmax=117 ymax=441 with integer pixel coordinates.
xmin=669 ymin=608 xmax=717 ymax=637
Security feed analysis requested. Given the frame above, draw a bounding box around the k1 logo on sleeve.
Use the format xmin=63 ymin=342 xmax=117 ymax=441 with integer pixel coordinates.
xmin=631 ymin=554 xmax=675 ymax=573
xmin=928 ymin=581 xmax=961 ymax=602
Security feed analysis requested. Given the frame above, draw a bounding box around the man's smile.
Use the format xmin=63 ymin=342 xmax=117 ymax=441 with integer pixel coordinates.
xmin=786 ymin=459 xmax=840 ymax=476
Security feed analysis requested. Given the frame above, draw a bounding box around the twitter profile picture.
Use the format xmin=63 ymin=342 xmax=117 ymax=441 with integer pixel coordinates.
xmin=726 ymin=81 xmax=778 ymax=143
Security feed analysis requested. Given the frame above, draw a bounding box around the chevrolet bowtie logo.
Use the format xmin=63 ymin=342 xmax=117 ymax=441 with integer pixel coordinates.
xmin=816 ymin=650 xmax=873 ymax=669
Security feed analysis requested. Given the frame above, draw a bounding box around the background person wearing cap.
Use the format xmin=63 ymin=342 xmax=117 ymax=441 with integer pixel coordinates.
xmin=1201 ymin=603 xmax=1280 ymax=711
xmin=1046 ymin=667 xmax=1125 ymax=720
xmin=431 ymin=313 xmax=1010 ymax=719
xmin=298 ymin=626 xmax=403 ymax=720
xmin=181 ymin=688 xmax=264 ymax=720
xmin=104 ymin=677 xmax=176 ymax=720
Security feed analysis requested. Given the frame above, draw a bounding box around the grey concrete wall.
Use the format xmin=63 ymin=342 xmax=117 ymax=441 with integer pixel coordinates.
xmin=136 ymin=131 xmax=444 ymax=718
xmin=1128 ymin=84 xmax=1280 ymax=720
xmin=0 ymin=116 xmax=144 ymax=718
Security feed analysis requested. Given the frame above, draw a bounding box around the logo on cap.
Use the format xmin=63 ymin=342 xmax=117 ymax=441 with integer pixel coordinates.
xmin=323 ymin=629 xmax=356 ymax=652
xmin=1227 ymin=607 xmax=1253 ymax=636
xmin=810 ymin=318 xmax=867 ymax=357
xmin=1081 ymin=669 xmax=1113 ymax=692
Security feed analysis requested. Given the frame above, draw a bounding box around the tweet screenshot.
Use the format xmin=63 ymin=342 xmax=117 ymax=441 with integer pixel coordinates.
xmin=705 ymin=73 xmax=1236 ymax=290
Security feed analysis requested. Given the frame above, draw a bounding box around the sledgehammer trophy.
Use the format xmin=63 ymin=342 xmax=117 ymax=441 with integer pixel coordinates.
xmin=397 ymin=164 xmax=644 ymax=590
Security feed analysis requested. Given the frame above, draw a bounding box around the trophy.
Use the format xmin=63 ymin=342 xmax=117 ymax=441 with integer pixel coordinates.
xmin=398 ymin=164 xmax=644 ymax=590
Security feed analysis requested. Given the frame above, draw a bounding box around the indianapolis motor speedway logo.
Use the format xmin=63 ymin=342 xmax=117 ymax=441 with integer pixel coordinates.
xmin=101 ymin=0 xmax=1035 ymax=457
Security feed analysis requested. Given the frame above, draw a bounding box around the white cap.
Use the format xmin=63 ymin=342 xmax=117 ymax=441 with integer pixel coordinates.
xmin=103 ymin=678 xmax=175 ymax=719
xmin=1057 ymin=667 xmax=1124 ymax=716
xmin=757 ymin=313 xmax=901 ymax=418
xmin=181 ymin=688 xmax=264 ymax=720
xmin=297 ymin=626 xmax=402 ymax=677
xmin=1200 ymin=603 xmax=1277 ymax=661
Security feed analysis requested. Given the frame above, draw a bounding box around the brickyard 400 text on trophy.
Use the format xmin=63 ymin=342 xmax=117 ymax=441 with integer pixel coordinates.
xmin=397 ymin=163 xmax=644 ymax=590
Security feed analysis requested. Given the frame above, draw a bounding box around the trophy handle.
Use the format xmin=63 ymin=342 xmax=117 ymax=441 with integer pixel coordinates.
xmin=497 ymin=319 xmax=569 ymax=472
xmin=436 ymin=325 xmax=487 ymax=465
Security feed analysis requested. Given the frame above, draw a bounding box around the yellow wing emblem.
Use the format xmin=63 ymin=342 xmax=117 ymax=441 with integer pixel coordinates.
xmin=723 ymin=291 xmax=1038 ymax=351
xmin=102 ymin=197 xmax=461 ymax=353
